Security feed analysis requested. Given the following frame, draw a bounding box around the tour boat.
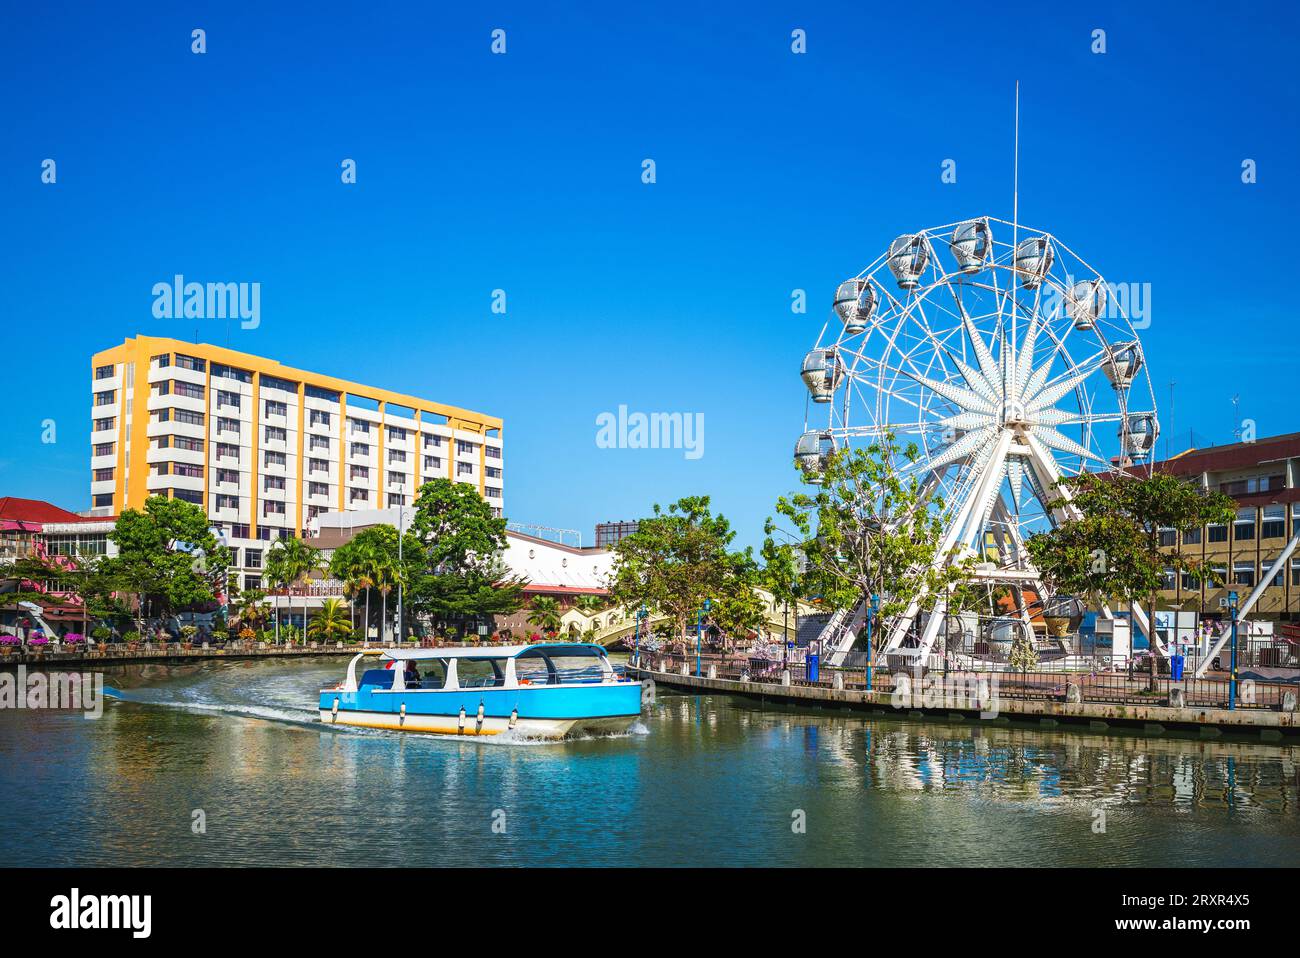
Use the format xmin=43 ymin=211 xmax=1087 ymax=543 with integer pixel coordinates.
xmin=319 ymin=643 xmax=646 ymax=739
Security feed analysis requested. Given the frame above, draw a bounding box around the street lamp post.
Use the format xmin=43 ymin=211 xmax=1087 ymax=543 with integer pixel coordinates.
xmin=697 ymin=598 xmax=711 ymax=677
xmin=866 ymin=593 xmax=880 ymax=693
xmin=1228 ymin=590 xmax=1239 ymax=710
xmin=396 ymin=505 xmax=405 ymax=645
xmin=634 ymin=604 xmax=647 ymax=666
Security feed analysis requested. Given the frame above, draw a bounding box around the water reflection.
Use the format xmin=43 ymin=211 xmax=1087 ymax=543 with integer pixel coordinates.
xmin=0 ymin=659 xmax=1297 ymax=867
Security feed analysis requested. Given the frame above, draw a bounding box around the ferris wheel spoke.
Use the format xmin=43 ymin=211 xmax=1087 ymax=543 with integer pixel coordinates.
xmin=1031 ymin=425 xmax=1106 ymax=463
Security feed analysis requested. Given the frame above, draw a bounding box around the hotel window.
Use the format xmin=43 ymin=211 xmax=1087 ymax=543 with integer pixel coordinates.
xmin=216 ymin=494 xmax=239 ymax=510
xmin=93 ymin=442 xmax=114 ymax=457
xmin=230 ymin=524 xmax=251 ymax=539
xmin=152 ymin=353 xmax=171 ymax=367
xmin=175 ymin=436 xmax=204 ymax=452
xmin=1271 ymin=563 xmax=1285 ymax=587
xmin=351 ymin=442 xmax=370 ymax=457
xmin=388 ymin=493 xmax=405 ymax=507
xmin=1262 ymin=505 xmax=1286 ymax=539
xmin=93 ymin=493 xmax=113 ymax=508
xmin=304 ymin=385 xmax=340 ymax=404
xmin=174 ymin=354 xmax=206 ymax=372
xmin=176 ymin=409 xmax=205 ymax=426
xmin=1292 ymin=559 xmax=1300 ymax=587
xmin=350 ymin=488 xmax=367 ymax=503
xmin=309 ymin=457 xmax=328 ymax=474
xmin=265 ymin=426 xmax=287 ymax=443
xmin=154 ymin=381 xmax=171 ymax=397
xmin=456 ymin=440 xmax=475 ymax=455
xmin=350 ymin=419 xmax=370 ymax=434
xmin=174 ymin=463 xmax=203 ymax=478
xmin=217 ymin=390 xmax=240 ymax=409
xmin=485 ymin=445 xmax=501 ymax=460
xmin=264 ymin=475 xmax=285 ymax=491
xmin=94 ymin=364 xmax=114 ymax=380
xmin=423 ymin=434 xmax=442 ymax=448
xmin=309 ymin=435 xmax=329 ymax=452
xmin=218 ymin=417 xmax=240 ymax=435
xmin=217 ymin=443 xmax=239 ymax=460
xmin=263 ymin=500 xmax=286 ymax=516
xmin=1233 ymin=561 xmax=1256 ymax=587
xmin=94 ymin=390 xmax=116 ymax=406
xmin=212 ymin=364 xmax=251 ymax=383
xmin=154 ymin=408 xmax=172 ymax=423
xmin=350 ymin=465 xmax=369 ymax=480
xmin=245 ymin=549 xmax=262 ymax=570
xmin=1159 ymin=567 xmax=1175 ymax=591
xmin=389 ymin=472 xmax=407 ymax=487
xmin=264 ymin=399 xmax=287 ymax=418
xmin=389 ymin=449 xmax=406 ymax=464
xmin=262 ymin=376 xmax=298 ymax=394
xmin=152 ymin=436 xmax=171 ymax=450
xmin=1233 ymin=508 xmax=1256 ymax=541
xmin=486 ymin=466 xmax=502 ymax=479
xmin=1207 ymin=522 xmax=1227 ymax=543
xmin=264 ymin=450 xmax=286 ymax=468
xmin=424 ymin=456 xmax=441 ymax=470
xmin=457 ymin=462 xmax=473 ymax=476
xmin=485 ymin=486 xmax=502 ymax=499
xmin=93 ymin=417 xmax=115 ymax=432
xmin=244 ymin=575 xmax=262 ymax=591
xmin=387 ymin=427 xmax=407 ymax=442
xmin=309 ymin=410 xmax=331 ymax=428
xmin=175 ymin=381 xmax=205 ymax=400
xmin=1158 ymin=527 xmax=1176 ymax=547
xmin=491 ymin=507 xmax=502 ymax=518
xmin=151 ymin=462 xmax=171 ymax=477
xmin=308 ymin=482 xmax=328 ymax=497
xmin=218 ymin=469 xmax=239 ymax=485
xmin=172 ymin=489 xmax=203 ymax=504
xmin=93 ymin=467 xmax=114 ymax=482
xmin=1180 ymin=570 xmax=1198 ymax=591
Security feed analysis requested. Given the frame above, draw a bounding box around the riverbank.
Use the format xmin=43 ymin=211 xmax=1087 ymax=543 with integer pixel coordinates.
xmin=630 ymin=657 xmax=1300 ymax=740
xmin=0 ymin=643 xmax=355 ymax=669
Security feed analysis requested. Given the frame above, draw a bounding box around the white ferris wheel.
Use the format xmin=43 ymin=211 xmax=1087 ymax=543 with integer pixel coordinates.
xmin=797 ymin=216 xmax=1160 ymax=664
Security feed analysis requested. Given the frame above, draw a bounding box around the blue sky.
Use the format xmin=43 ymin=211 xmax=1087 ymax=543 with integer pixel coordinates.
xmin=3 ymin=1 xmax=1297 ymax=549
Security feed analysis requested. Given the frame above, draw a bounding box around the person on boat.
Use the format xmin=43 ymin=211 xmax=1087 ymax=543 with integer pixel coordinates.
xmin=405 ymin=663 xmax=422 ymax=688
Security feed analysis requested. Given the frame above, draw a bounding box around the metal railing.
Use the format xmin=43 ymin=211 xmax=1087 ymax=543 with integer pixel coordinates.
xmin=635 ymin=652 xmax=1295 ymax=712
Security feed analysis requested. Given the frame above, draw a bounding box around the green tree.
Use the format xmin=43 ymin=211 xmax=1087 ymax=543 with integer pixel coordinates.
xmin=766 ymin=434 xmax=972 ymax=655
xmin=104 ymin=495 xmax=230 ymax=635
xmin=1027 ymin=470 xmax=1234 ymax=676
xmin=526 ymin=595 xmax=563 ymax=634
xmin=405 ymin=478 xmax=524 ymax=635
xmin=309 ymin=598 xmax=354 ymax=643
xmin=232 ymin=588 xmax=267 ymax=633
xmin=265 ymin=536 xmax=324 ymax=645
xmin=607 ymin=496 xmax=751 ymax=641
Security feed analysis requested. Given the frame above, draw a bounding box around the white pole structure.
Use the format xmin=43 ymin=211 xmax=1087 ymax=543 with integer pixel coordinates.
xmin=1191 ymin=530 xmax=1300 ymax=678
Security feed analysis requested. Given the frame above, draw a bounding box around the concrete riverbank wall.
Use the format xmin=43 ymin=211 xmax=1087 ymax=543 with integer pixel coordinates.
xmin=629 ymin=662 xmax=1300 ymax=740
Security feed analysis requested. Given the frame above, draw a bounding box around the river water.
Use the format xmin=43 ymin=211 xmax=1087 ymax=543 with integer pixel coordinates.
xmin=1 ymin=656 xmax=1298 ymax=867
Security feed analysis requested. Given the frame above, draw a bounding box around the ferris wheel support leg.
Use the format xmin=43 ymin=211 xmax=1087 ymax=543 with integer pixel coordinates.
xmin=888 ymin=434 xmax=1014 ymax=659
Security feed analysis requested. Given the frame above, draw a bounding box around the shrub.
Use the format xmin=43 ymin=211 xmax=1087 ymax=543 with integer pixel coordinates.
xmin=124 ymin=631 xmax=141 ymax=643
xmin=91 ymin=626 xmax=111 ymax=641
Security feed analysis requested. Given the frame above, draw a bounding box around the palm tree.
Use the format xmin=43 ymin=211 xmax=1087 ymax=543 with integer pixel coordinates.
xmin=309 ymin=598 xmax=353 ymax=644
xmin=573 ymin=595 xmax=606 ymax=616
xmin=233 ymin=588 xmax=267 ymax=635
xmin=527 ymin=596 xmax=563 ymax=634
xmin=371 ymin=551 xmax=402 ymax=643
xmin=266 ymin=537 xmax=324 ymax=645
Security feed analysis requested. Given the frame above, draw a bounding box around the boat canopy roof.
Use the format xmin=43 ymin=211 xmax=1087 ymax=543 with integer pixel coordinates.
xmin=378 ymin=643 xmax=608 ymax=662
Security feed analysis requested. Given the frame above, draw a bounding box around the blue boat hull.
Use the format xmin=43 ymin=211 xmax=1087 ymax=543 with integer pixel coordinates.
xmin=319 ymin=681 xmax=644 ymax=738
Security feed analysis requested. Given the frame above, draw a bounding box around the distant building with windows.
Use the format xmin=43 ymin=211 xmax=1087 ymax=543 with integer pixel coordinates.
xmin=595 ymin=521 xmax=638 ymax=549
xmin=89 ymin=336 xmax=503 ymax=595
xmin=1148 ymin=432 xmax=1300 ymax=619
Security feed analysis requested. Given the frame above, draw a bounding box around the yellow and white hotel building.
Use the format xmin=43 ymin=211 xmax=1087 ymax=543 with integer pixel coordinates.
xmin=89 ymin=335 xmax=503 ymax=592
